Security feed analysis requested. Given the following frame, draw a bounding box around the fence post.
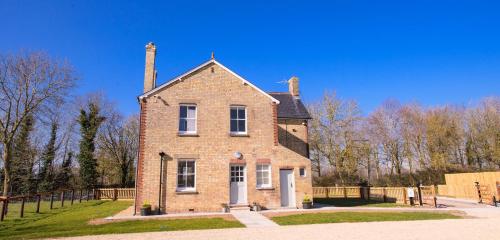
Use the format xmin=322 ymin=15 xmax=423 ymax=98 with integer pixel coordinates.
xmin=367 ymin=186 xmax=371 ymax=201
xmin=360 ymin=187 xmax=365 ymax=200
xmin=343 ymin=187 xmax=348 ymax=199
xmin=0 ymin=199 xmax=6 ymax=221
xmin=432 ymin=185 xmax=437 ymax=207
xmin=79 ymin=189 xmax=83 ymax=203
xmin=50 ymin=192 xmax=54 ymax=209
xmin=475 ymin=182 xmax=482 ymax=203
xmin=383 ymin=187 xmax=387 ymax=203
xmin=113 ymin=188 xmax=118 ymax=201
xmin=3 ymin=199 xmax=8 ymax=216
xmin=402 ymin=187 xmax=407 ymax=205
xmin=36 ymin=194 xmax=41 ymax=213
xmin=61 ymin=191 xmax=65 ymax=207
xmin=20 ymin=197 xmax=25 ymax=218
xmin=71 ymin=189 xmax=75 ymax=205
xmin=417 ymin=182 xmax=423 ymax=206
xmin=496 ymin=181 xmax=500 ymax=200
xmin=325 ymin=187 xmax=329 ymax=198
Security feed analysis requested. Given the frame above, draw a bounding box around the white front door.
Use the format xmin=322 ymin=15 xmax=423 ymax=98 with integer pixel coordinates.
xmin=280 ymin=169 xmax=296 ymax=207
xmin=230 ymin=165 xmax=247 ymax=205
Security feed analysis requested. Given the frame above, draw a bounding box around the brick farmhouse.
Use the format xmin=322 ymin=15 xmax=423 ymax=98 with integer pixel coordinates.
xmin=134 ymin=42 xmax=313 ymax=213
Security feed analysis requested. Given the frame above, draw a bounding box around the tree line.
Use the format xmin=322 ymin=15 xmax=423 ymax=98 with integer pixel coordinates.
xmin=2 ymin=51 xmax=498 ymax=195
xmin=0 ymin=51 xmax=139 ymax=196
xmin=309 ymin=92 xmax=500 ymax=187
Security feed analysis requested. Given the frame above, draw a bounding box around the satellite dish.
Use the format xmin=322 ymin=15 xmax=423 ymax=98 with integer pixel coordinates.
xmin=233 ymin=152 xmax=242 ymax=159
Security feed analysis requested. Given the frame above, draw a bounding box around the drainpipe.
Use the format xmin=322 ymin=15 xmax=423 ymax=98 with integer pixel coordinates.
xmin=158 ymin=152 xmax=166 ymax=214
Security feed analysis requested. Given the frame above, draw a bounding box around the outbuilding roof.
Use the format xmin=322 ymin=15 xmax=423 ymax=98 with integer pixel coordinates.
xmin=269 ymin=92 xmax=311 ymax=119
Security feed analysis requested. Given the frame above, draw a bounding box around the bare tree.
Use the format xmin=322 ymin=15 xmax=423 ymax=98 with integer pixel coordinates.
xmin=399 ymin=103 xmax=427 ymax=184
xmin=466 ymin=97 xmax=500 ymax=169
xmin=367 ymin=100 xmax=406 ymax=183
xmin=308 ymin=91 xmax=363 ymax=185
xmin=0 ymin=52 xmax=76 ymax=196
xmin=98 ymin=113 xmax=139 ymax=187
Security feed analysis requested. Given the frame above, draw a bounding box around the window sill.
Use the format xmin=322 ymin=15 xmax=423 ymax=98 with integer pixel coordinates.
xmin=178 ymin=133 xmax=199 ymax=137
xmin=229 ymin=133 xmax=249 ymax=137
xmin=175 ymin=190 xmax=198 ymax=195
xmin=256 ymin=187 xmax=275 ymax=191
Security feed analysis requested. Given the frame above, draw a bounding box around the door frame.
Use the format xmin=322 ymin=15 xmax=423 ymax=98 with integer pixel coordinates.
xmin=280 ymin=169 xmax=296 ymax=207
xmin=229 ymin=164 xmax=248 ymax=205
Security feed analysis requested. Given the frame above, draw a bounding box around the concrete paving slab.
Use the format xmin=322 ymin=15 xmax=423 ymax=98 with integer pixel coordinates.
xmin=230 ymin=210 xmax=279 ymax=228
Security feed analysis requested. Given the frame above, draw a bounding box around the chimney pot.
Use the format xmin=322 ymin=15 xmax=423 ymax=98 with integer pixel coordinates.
xmin=288 ymin=76 xmax=300 ymax=97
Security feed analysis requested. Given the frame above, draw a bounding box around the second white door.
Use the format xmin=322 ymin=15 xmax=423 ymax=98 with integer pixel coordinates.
xmin=230 ymin=165 xmax=247 ymax=205
xmin=280 ymin=169 xmax=296 ymax=207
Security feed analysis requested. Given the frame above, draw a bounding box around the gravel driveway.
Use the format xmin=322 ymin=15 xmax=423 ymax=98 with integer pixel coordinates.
xmin=54 ymin=207 xmax=500 ymax=240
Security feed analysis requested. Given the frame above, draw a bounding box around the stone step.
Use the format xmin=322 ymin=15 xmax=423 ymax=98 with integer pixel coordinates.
xmin=229 ymin=205 xmax=251 ymax=211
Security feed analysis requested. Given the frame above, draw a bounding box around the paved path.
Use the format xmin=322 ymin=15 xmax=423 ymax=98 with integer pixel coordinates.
xmin=55 ymin=207 xmax=500 ymax=240
xmin=230 ymin=210 xmax=279 ymax=228
xmin=436 ymin=196 xmax=487 ymax=208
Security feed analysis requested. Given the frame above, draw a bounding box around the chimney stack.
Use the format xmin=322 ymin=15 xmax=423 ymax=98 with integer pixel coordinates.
xmin=143 ymin=42 xmax=156 ymax=93
xmin=288 ymin=76 xmax=299 ymax=97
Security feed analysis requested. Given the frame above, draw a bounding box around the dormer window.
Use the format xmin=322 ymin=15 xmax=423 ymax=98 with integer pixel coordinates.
xmin=179 ymin=104 xmax=197 ymax=134
xmin=230 ymin=106 xmax=246 ymax=134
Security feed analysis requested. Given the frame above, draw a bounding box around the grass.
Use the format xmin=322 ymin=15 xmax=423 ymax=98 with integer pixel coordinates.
xmin=314 ymin=198 xmax=407 ymax=207
xmin=0 ymin=200 xmax=243 ymax=240
xmin=271 ymin=211 xmax=462 ymax=225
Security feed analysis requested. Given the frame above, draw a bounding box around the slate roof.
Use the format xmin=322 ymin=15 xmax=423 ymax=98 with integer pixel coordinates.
xmin=269 ymin=92 xmax=311 ymax=119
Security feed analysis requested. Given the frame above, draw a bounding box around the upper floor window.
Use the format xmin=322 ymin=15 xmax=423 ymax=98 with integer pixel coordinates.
xmin=230 ymin=106 xmax=246 ymax=134
xmin=179 ymin=105 xmax=197 ymax=134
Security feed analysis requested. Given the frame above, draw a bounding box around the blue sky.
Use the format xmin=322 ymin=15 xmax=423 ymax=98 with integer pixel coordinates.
xmin=1 ymin=0 xmax=499 ymax=116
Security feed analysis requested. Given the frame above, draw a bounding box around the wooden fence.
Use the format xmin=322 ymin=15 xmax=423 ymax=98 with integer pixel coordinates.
xmin=94 ymin=188 xmax=135 ymax=200
xmin=438 ymin=172 xmax=500 ymax=200
xmin=312 ymin=186 xmax=436 ymax=206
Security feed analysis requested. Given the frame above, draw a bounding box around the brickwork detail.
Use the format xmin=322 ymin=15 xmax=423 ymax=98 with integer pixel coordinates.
xmin=134 ymin=100 xmax=147 ymax=213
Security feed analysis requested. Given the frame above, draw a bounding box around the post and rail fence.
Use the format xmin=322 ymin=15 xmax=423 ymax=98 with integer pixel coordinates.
xmin=0 ymin=188 xmax=135 ymax=221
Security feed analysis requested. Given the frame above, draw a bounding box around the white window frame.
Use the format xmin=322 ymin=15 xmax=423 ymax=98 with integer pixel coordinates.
xmin=299 ymin=167 xmax=307 ymax=177
xmin=176 ymin=160 xmax=196 ymax=192
xmin=256 ymin=164 xmax=272 ymax=188
xmin=230 ymin=106 xmax=247 ymax=134
xmin=179 ymin=104 xmax=197 ymax=134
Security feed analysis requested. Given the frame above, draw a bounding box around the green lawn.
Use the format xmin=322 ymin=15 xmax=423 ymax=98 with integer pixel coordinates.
xmin=314 ymin=198 xmax=406 ymax=207
xmin=271 ymin=211 xmax=462 ymax=225
xmin=0 ymin=200 xmax=243 ymax=240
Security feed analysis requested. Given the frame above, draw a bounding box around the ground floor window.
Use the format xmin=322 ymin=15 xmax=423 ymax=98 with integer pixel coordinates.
xmin=177 ymin=160 xmax=195 ymax=191
xmin=256 ymin=164 xmax=271 ymax=188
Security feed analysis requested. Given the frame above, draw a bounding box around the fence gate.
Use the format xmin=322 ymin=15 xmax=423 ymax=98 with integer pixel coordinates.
xmin=477 ymin=185 xmax=495 ymax=205
xmin=418 ymin=186 xmax=437 ymax=207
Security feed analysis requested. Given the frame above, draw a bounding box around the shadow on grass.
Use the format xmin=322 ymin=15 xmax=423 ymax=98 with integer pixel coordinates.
xmin=0 ymin=201 xmax=243 ymax=240
xmin=314 ymin=198 xmax=405 ymax=207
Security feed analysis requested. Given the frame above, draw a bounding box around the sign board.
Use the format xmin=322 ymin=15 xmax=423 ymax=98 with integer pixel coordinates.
xmin=407 ymin=188 xmax=415 ymax=198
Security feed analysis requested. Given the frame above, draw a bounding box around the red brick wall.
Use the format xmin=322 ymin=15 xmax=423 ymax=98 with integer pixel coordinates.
xmin=134 ymin=100 xmax=147 ymax=213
